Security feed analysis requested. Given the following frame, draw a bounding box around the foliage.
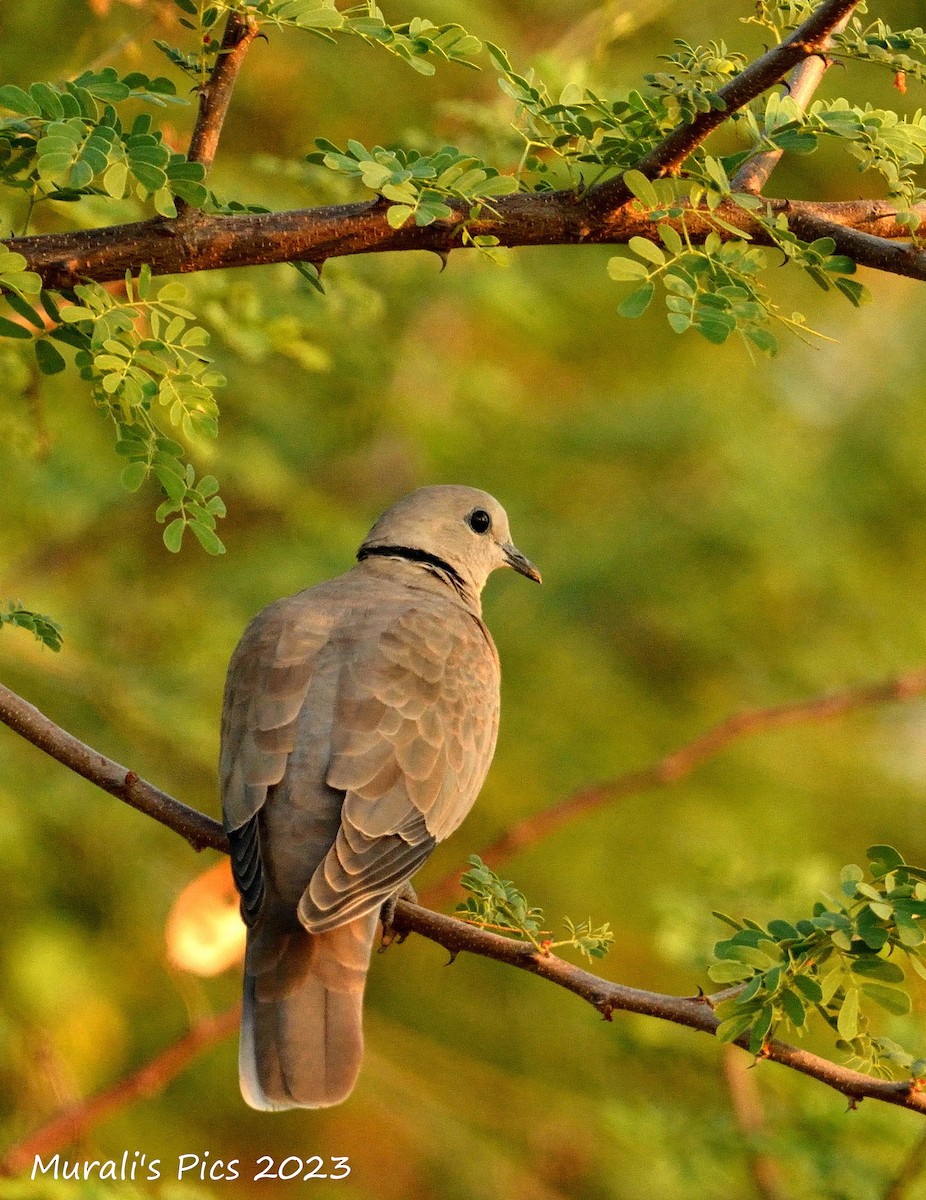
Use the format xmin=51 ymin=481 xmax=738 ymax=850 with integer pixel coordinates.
xmin=49 ymin=267 xmax=227 ymax=554
xmin=159 ymin=0 xmax=482 ymax=80
xmin=0 ymin=603 xmax=62 ymax=652
xmin=307 ymin=137 xmax=519 ymax=228
xmin=709 ymin=845 xmax=926 ymax=1080
xmin=5 ymin=3 xmax=926 ymax=1192
xmin=0 ymin=1 xmax=920 ymax=545
xmin=456 ymin=855 xmax=614 ymax=960
xmin=0 ymin=70 xmax=205 ymax=220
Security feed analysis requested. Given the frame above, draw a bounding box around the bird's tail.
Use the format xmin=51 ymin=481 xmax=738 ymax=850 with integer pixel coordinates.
xmin=239 ymin=910 xmax=379 ymax=1110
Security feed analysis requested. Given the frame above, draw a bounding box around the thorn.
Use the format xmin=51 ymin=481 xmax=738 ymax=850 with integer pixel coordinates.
xmin=600 ymin=1002 xmax=614 ymax=1022
xmin=256 ymin=31 xmax=269 ymax=44
xmin=846 ymin=1096 xmax=862 ymax=1112
xmin=432 ymin=249 xmax=450 ymax=273
xmin=444 ymin=950 xmax=459 ymax=966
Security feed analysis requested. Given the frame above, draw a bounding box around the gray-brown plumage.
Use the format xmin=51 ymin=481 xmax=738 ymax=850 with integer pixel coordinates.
xmin=220 ymin=485 xmax=540 ymax=1110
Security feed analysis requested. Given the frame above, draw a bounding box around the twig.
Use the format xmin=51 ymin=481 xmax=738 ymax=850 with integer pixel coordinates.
xmin=0 ymin=1004 xmax=241 ymax=1178
xmin=0 ymin=682 xmax=226 ymax=853
xmin=423 ymin=666 xmax=926 ymax=907
xmin=586 ymin=0 xmax=863 ymax=216
xmin=732 ymin=12 xmax=854 ymax=193
xmin=186 ymin=11 xmax=260 ymax=172
xmin=722 ymin=1044 xmax=788 ymax=1200
xmin=1 ymin=672 xmax=926 ymax=1168
xmin=386 ymin=904 xmax=926 ymax=1116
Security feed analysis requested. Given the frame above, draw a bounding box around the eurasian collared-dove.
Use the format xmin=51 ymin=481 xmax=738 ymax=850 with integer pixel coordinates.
xmin=220 ymin=485 xmax=540 ymax=1110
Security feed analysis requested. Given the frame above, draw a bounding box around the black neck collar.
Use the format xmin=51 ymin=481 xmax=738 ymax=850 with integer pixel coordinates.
xmin=357 ymin=544 xmax=467 ymax=592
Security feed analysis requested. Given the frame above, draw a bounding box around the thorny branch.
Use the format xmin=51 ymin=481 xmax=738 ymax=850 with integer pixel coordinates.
xmin=2 ymin=664 xmax=926 ymax=1177
xmin=4 ymin=0 xmax=926 ymax=288
xmin=588 ymin=0 xmax=863 ymax=216
xmin=185 ymin=10 xmax=261 ymax=173
xmin=731 ymin=11 xmax=855 ymax=194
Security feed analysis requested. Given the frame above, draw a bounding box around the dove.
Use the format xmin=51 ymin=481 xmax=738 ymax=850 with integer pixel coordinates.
xmin=220 ymin=485 xmax=540 ymax=1110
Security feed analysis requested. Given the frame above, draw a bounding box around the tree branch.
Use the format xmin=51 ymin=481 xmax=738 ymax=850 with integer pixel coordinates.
xmin=386 ymin=904 xmax=926 ymax=1116
xmin=731 ymin=12 xmax=854 ymax=194
xmin=185 ymin=11 xmax=260 ymax=173
xmin=1 ymin=669 xmax=926 ymax=1165
xmin=0 ymin=682 xmax=226 ymax=854
xmin=7 ymin=194 xmax=926 ymax=292
xmin=423 ymin=665 xmax=926 ymax=907
xmin=586 ymin=0 xmax=863 ymax=216
xmin=0 ymin=1004 xmax=241 ymax=1178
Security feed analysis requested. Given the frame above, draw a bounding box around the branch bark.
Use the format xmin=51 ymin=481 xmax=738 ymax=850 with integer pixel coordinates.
xmin=185 ymin=11 xmax=261 ymax=172
xmin=3 ymin=0 xmax=923 ymax=289
xmin=8 ymin=195 xmax=926 ymax=292
xmin=0 ymin=682 xmax=226 ymax=854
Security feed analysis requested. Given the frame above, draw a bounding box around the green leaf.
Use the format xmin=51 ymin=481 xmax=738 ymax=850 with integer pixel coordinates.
xmin=780 ymin=989 xmax=806 ymax=1027
xmin=120 ymin=461 xmax=148 ymax=492
xmin=715 ymin=1012 xmax=756 ymax=1043
xmin=0 ymin=315 xmax=32 ymax=339
xmin=836 ymin=986 xmax=860 ymax=1040
xmin=617 ymin=281 xmax=655 ymax=318
xmin=657 ymin=224 xmax=684 ymax=256
xmin=868 ymin=845 xmax=906 ymax=875
xmin=163 ymin=518 xmax=185 ymax=553
xmin=861 ymin=984 xmax=911 ymax=1015
xmin=850 ymin=957 xmax=905 ymax=983
xmin=622 ymin=169 xmax=658 ymax=208
xmin=34 ymin=339 xmax=66 ymax=375
xmin=793 ymin=975 xmax=823 ymax=1003
xmin=386 ymin=204 xmax=415 ymax=229
xmin=0 ymin=84 xmax=41 ymax=116
xmin=190 ymin=521 xmax=226 ymax=555
xmin=607 ymin=257 xmax=649 ymax=283
xmin=629 ymin=236 xmax=665 ymax=266
xmin=708 ymin=960 xmax=755 ymax=983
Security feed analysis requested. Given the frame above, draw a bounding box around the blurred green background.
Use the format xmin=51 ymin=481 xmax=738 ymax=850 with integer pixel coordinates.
xmin=2 ymin=1 xmax=926 ymax=1197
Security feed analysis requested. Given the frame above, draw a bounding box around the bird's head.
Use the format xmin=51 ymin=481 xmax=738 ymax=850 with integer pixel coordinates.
xmin=358 ymin=485 xmax=541 ymax=598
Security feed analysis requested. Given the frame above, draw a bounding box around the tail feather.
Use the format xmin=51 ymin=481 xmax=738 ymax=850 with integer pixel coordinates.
xmin=239 ymin=911 xmax=378 ymax=1110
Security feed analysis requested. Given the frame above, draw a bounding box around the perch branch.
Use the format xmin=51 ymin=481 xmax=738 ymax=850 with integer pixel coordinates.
xmin=0 ymin=682 xmax=226 ymax=853
xmin=1 ymin=670 xmax=926 ymax=1176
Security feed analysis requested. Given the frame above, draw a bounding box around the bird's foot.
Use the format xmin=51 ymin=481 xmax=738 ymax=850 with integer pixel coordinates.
xmin=378 ymin=882 xmax=418 ymax=952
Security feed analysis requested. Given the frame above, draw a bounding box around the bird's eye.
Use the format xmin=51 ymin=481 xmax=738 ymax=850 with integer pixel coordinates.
xmin=467 ymin=508 xmax=492 ymax=534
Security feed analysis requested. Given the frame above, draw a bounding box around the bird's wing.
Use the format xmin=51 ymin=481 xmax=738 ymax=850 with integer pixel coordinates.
xmin=298 ymin=599 xmax=500 ymax=933
xmin=220 ymin=589 xmax=336 ymax=925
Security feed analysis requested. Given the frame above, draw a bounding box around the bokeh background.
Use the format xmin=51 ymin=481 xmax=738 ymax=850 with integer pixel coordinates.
xmin=2 ymin=1 xmax=926 ymax=1197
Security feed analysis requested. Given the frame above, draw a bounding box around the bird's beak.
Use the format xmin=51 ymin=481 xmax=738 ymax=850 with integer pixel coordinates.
xmin=502 ymin=543 xmax=542 ymax=584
